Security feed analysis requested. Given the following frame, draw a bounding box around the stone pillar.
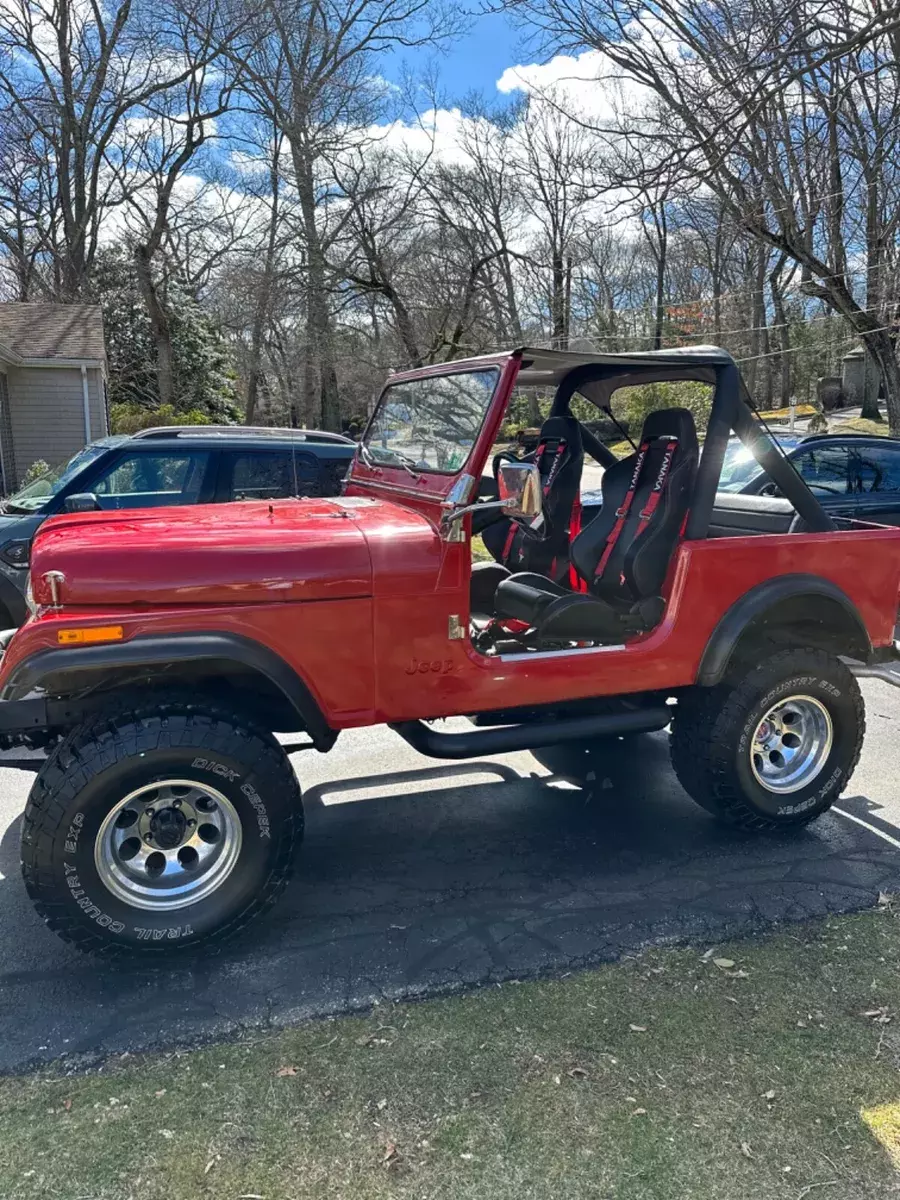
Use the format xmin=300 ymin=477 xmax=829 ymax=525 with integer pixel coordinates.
xmin=842 ymin=346 xmax=881 ymax=417
xmin=842 ymin=347 xmax=865 ymax=407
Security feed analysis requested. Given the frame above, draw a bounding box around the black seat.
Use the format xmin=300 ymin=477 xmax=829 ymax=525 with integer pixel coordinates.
xmin=495 ymin=408 xmax=699 ymax=643
xmin=471 ymin=415 xmax=585 ymax=616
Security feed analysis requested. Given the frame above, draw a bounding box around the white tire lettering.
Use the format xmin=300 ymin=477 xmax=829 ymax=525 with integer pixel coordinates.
xmin=135 ymin=924 xmax=194 ymax=941
xmin=191 ymin=756 xmax=239 ymax=782
xmin=62 ymin=863 xmax=124 ymax=934
xmin=193 ymin=758 xmax=271 ymax=837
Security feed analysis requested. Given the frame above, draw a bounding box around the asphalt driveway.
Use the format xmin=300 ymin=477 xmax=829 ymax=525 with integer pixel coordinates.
xmin=2 ymin=681 xmax=900 ymax=1074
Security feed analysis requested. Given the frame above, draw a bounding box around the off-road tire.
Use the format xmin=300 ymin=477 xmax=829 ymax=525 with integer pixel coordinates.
xmin=671 ymin=648 xmax=864 ymax=831
xmin=21 ymin=696 xmax=303 ymax=957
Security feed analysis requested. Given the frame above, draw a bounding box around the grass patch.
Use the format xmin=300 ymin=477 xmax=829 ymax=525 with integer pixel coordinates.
xmin=834 ymin=416 xmax=891 ymax=436
xmin=758 ymin=404 xmax=817 ymax=421
xmin=471 ymin=533 xmax=492 ymax=562
xmin=4 ymin=909 xmax=900 ymax=1199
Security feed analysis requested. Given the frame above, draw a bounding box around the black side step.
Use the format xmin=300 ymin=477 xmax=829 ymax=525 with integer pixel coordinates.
xmin=389 ymin=707 xmax=670 ymax=761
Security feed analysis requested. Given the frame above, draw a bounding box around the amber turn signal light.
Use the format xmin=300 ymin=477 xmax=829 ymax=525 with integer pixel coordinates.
xmin=57 ymin=626 xmax=124 ymax=646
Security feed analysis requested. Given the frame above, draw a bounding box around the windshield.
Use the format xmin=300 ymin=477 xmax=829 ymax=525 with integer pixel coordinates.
xmin=717 ymin=435 xmax=802 ymax=493
xmin=364 ymin=368 xmax=499 ymax=474
xmin=5 ymin=443 xmax=110 ymax=512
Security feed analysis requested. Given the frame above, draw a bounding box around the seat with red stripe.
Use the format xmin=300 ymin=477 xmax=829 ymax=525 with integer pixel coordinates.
xmin=493 ymin=408 xmax=699 ymax=644
xmin=470 ymin=415 xmax=585 ymax=619
xmin=481 ymin=414 xmax=584 ymax=582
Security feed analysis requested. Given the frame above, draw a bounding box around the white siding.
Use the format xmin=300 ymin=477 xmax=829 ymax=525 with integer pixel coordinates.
xmin=5 ymin=364 xmax=107 ymax=486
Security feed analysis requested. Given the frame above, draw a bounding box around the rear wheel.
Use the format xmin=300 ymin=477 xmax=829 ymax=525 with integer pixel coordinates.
xmin=671 ymin=648 xmax=864 ymax=830
xmin=21 ymin=697 xmax=303 ymax=957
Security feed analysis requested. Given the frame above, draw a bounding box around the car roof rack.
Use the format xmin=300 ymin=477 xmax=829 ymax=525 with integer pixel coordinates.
xmin=131 ymin=425 xmax=355 ymax=445
xmin=799 ymin=431 xmax=890 ymax=442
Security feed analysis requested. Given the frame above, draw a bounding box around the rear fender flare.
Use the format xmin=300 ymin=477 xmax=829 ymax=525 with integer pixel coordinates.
xmin=3 ymin=631 xmax=336 ymax=749
xmin=696 ymin=574 xmax=872 ymax=686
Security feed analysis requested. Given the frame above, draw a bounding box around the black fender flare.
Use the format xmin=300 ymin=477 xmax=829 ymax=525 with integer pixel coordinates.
xmin=2 ymin=632 xmax=336 ymax=749
xmin=696 ymin=574 xmax=872 ymax=686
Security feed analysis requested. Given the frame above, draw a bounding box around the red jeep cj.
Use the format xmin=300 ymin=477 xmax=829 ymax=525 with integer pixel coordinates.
xmin=2 ymin=345 xmax=900 ymax=957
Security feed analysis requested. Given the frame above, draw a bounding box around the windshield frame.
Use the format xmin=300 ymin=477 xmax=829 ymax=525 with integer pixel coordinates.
xmin=361 ymin=365 xmax=502 ymax=478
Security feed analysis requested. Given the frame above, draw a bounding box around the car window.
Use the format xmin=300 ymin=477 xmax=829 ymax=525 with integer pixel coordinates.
xmin=364 ymin=368 xmax=499 ymax=474
xmin=229 ymin=451 xmax=319 ymax=500
xmin=716 ymin=436 xmax=803 ymax=494
xmin=4 ymin=443 xmax=111 ymax=513
xmin=92 ymin=452 xmax=208 ymax=508
xmin=790 ymin=446 xmax=850 ymax=495
xmin=851 ymin=445 xmax=900 ymax=493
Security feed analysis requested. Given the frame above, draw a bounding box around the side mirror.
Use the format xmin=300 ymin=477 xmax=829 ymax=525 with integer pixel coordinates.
xmin=440 ymin=462 xmax=544 ymax=542
xmin=759 ymin=481 xmax=782 ymax=499
xmin=64 ymin=492 xmax=101 ymax=513
xmin=498 ymin=461 xmax=543 ymax=527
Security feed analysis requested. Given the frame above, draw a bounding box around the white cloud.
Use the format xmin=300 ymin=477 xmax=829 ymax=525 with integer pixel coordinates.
xmin=497 ymin=48 xmax=650 ymax=126
xmin=497 ymin=50 xmax=611 ymax=96
xmin=364 ymin=107 xmax=476 ymax=166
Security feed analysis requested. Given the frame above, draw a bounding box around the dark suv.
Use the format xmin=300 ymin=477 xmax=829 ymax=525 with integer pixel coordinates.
xmin=0 ymin=425 xmax=354 ymax=626
xmin=718 ymin=431 xmax=900 ymax=524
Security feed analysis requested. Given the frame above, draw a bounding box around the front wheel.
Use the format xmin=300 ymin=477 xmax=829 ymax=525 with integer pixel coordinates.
xmin=671 ymin=648 xmax=864 ymax=830
xmin=21 ymin=698 xmax=303 ymax=957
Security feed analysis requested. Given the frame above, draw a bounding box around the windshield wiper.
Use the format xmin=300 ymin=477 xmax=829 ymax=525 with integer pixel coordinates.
xmin=358 ymin=441 xmax=422 ymax=480
xmin=357 ymin=441 xmax=378 ymax=469
xmin=389 ymin=451 xmax=423 ymax=480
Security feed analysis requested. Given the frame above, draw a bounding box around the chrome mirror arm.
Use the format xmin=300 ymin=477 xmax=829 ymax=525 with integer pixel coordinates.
xmin=440 ymin=498 xmax=506 ymax=541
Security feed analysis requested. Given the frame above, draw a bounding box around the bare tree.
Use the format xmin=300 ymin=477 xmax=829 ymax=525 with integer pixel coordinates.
xmin=227 ymin=0 xmax=458 ymax=429
xmin=123 ymin=3 xmax=241 ymax=404
xmin=507 ymin=0 xmax=900 ymax=428
xmin=0 ymin=0 xmax=230 ymax=299
xmin=513 ymin=91 xmax=603 ymax=349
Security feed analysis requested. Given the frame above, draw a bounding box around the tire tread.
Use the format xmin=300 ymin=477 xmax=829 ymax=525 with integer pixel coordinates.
xmin=671 ymin=647 xmax=864 ymax=831
xmin=21 ymin=693 xmax=302 ymax=958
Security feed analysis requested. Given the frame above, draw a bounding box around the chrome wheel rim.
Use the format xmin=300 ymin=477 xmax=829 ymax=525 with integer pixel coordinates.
xmin=95 ymin=779 xmax=242 ymax=911
xmin=749 ymin=695 xmax=833 ymax=794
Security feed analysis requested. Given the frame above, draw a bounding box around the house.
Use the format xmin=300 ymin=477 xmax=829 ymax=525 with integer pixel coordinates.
xmin=0 ymin=303 xmax=108 ymax=492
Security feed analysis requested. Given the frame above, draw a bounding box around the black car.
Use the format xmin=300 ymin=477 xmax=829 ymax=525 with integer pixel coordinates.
xmin=0 ymin=425 xmax=355 ymax=627
xmin=718 ymin=431 xmax=900 ymax=525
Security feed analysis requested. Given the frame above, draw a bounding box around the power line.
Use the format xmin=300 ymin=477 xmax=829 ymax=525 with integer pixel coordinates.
xmin=734 ymin=322 xmax=896 ymax=365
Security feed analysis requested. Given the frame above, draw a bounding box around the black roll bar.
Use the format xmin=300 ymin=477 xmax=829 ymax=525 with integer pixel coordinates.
xmin=731 ymin=399 xmax=835 ymax=533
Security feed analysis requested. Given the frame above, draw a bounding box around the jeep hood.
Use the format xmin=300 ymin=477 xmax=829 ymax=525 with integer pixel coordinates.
xmin=29 ymin=497 xmax=431 ymax=608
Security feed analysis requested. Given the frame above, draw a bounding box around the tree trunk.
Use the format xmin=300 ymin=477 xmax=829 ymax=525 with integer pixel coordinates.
xmin=551 ymin=251 xmax=566 ymax=349
xmin=292 ymin=144 xmax=341 ymax=431
xmin=768 ymin=255 xmax=791 ymax=409
xmin=862 ymin=174 xmax=884 ymax=422
xmin=650 ymin=204 xmax=667 ymax=351
xmin=245 ymin=313 xmax=265 ymax=425
xmin=296 ymin=350 xmax=312 ymax=429
xmin=866 ymin=329 xmax=899 ymax=430
xmin=498 ymin=245 xmax=524 ymax=343
xmin=382 ymin=281 xmax=421 ymax=365
xmin=745 ymin=244 xmax=769 ymax=406
xmin=246 ymin=139 xmax=282 ymax=426
xmin=133 ymin=245 xmax=175 ymax=407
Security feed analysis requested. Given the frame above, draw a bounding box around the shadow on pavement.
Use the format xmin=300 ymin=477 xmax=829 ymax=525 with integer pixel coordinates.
xmin=1 ymin=732 xmax=898 ymax=1073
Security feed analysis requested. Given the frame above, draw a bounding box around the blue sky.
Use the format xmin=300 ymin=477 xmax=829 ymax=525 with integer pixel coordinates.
xmin=388 ymin=9 xmax=532 ymax=102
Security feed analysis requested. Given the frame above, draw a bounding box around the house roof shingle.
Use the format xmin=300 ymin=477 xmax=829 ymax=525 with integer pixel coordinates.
xmin=0 ymin=303 xmax=105 ymax=362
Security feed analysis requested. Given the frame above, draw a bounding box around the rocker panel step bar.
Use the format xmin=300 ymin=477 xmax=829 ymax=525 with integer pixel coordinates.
xmin=851 ymin=660 xmax=900 ymax=689
xmin=390 ymin=707 xmax=671 ymax=760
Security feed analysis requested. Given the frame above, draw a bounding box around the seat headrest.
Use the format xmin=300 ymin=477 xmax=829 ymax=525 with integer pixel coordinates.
xmin=637 ymin=407 xmax=698 ymax=451
xmin=537 ymin=414 xmax=583 ymax=447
